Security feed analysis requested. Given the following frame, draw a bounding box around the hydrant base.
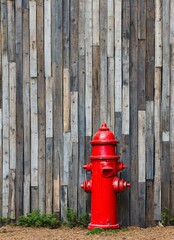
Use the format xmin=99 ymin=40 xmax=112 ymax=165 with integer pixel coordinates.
xmin=88 ymin=223 xmax=120 ymax=230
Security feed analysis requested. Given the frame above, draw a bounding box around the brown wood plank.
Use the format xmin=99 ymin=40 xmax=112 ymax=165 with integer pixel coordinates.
xmin=130 ymin=0 xmax=139 ymax=226
xmin=31 ymin=187 xmax=39 ymax=211
xmin=63 ymin=0 xmax=70 ymax=68
xmin=146 ymin=0 xmax=155 ymax=101
xmin=7 ymin=0 xmax=15 ymax=61
xmin=92 ymin=46 xmax=100 ymax=135
xmin=37 ymin=0 xmax=45 ymax=214
xmin=146 ymin=180 xmax=155 ymax=227
xmin=138 ymin=40 xmax=146 ymax=110
xmin=15 ymin=0 xmax=24 ymax=218
xmin=138 ymin=0 xmax=146 ymax=40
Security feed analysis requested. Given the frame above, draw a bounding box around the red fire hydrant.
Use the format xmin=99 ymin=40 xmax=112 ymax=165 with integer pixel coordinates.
xmin=81 ymin=123 xmax=131 ymax=230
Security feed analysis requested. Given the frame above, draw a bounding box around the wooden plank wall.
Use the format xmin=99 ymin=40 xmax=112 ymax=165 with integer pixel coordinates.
xmin=0 ymin=0 xmax=174 ymax=227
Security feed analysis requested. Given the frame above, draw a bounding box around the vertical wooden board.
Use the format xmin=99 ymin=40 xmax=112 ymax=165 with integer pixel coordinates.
xmin=46 ymin=138 xmax=53 ymax=214
xmin=107 ymin=57 xmax=115 ymax=132
xmin=31 ymin=186 xmax=39 ymax=211
xmin=23 ymin=0 xmax=29 ymax=9
xmin=120 ymin=135 xmax=130 ymax=226
xmin=146 ymin=0 xmax=155 ymax=101
xmin=52 ymin=0 xmax=63 ymax=216
xmin=0 ymin=4 xmax=2 ymax=108
xmin=23 ymin=7 xmax=31 ymax=216
xmin=30 ymin=78 xmax=38 ymax=187
xmin=138 ymin=40 xmax=146 ymax=110
xmin=9 ymin=169 xmax=16 ymax=219
xmin=63 ymin=132 xmax=72 ymax=186
xmin=78 ymin=55 xmax=86 ymax=214
xmin=129 ymin=0 xmax=139 ymax=226
xmin=29 ymin=0 xmax=37 ymax=77
xmin=79 ymin=0 xmax=85 ymax=56
xmin=115 ymin=0 xmax=122 ymax=113
xmin=37 ymin=0 xmax=45 ymax=214
xmin=154 ymin=67 xmax=161 ymax=220
xmin=46 ymin=77 xmax=53 ymax=138
xmin=138 ymin=0 xmax=146 ymax=40
xmin=107 ymin=0 xmax=114 ymax=57
xmin=161 ymin=142 xmax=170 ymax=210
xmin=155 ymin=0 xmax=162 ymax=67
xmin=92 ymin=0 xmax=99 ymax=46
xmin=138 ymin=111 xmax=146 ymax=183
xmin=63 ymin=69 xmax=70 ymax=132
xmin=92 ymin=46 xmax=100 ymax=134
xmin=85 ymin=0 xmax=92 ymax=136
xmin=71 ymin=92 xmax=78 ymax=143
xmin=170 ymin=45 xmax=174 ymax=214
xmin=44 ymin=0 xmax=51 ymax=77
xmin=170 ymin=0 xmax=174 ymax=44
xmin=70 ymin=0 xmax=79 ymax=91
xmin=100 ymin=0 xmax=107 ymax=123
xmin=7 ymin=0 xmax=15 ymax=61
xmin=161 ymin=0 xmax=170 ymax=134
xmin=9 ymin=62 xmax=16 ymax=170
xmin=63 ymin=0 xmax=70 ymax=68
xmin=122 ymin=0 xmax=130 ymax=135
xmin=0 ymin=110 xmax=2 ymax=217
xmin=146 ymin=180 xmax=155 ymax=227
xmin=1 ymin=0 xmax=8 ymax=51
xmin=146 ymin=101 xmax=154 ymax=180
xmin=15 ymin=0 xmax=24 ymax=218
xmin=115 ymin=112 xmax=122 ymax=149
xmin=2 ymin=53 xmax=9 ymax=217
xmin=60 ymin=185 xmax=68 ymax=221
xmin=138 ymin=111 xmax=146 ymax=227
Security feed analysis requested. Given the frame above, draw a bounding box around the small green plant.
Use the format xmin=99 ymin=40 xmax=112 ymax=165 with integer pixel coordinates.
xmin=65 ymin=208 xmax=90 ymax=228
xmin=15 ymin=210 xmax=61 ymax=228
xmin=0 ymin=217 xmax=10 ymax=226
xmin=161 ymin=208 xmax=174 ymax=226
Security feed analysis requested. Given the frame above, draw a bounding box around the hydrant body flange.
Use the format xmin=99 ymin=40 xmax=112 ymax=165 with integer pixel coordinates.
xmin=81 ymin=123 xmax=131 ymax=230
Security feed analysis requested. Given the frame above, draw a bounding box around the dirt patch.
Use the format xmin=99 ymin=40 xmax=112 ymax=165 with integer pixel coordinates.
xmin=0 ymin=225 xmax=174 ymax=240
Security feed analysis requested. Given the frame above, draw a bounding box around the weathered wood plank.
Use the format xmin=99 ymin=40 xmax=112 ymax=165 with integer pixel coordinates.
xmin=30 ymin=78 xmax=38 ymax=188
xmin=7 ymin=0 xmax=15 ymax=61
xmin=129 ymin=0 xmax=139 ymax=226
xmin=92 ymin=0 xmax=99 ymax=46
xmin=170 ymin=0 xmax=174 ymax=44
xmin=29 ymin=0 xmax=37 ymax=77
xmin=2 ymin=53 xmax=9 ymax=217
xmin=107 ymin=57 xmax=115 ymax=132
xmin=63 ymin=0 xmax=70 ymax=68
xmin=146 ymin=180 xmax=155 ymax=227
xmin=138 ymin=111 xmax=146 ymax=227
xmin=0 ymin=109 xmax=2 ymax=217
xmin=107 ymin=0 xmax=114 ymax=57
xmin=1 ymin=0 xmax=8 ymax=51
xmin=70 ymin=0 xmax=79 ymax=91
xmin=92 ymin=46 xmax=100 ymax=134
xmin=60 ymin=185 xmax=68 ymax=221
xmin=9 ymin=169 xmax=15 ymax=219
xmin=15 ymin=0 xmax=24 ymax=218
xmin=63 ymin=132 xmax=72 ymax=186
xmin=44 ymin=0 xmax=51 ymax=77
xmin=79 ymin=0 xmax=85 ymax=56
xmin=46 ymin=137 xmax=53 ymax=213
xmin=9 ymin=62 xmax=16 ymax=170
xmin=37 ymin=0 xmax=45 ymax=214
xmin=146 ymin=101 xmax=154 ymax=180
xmin=155 ymin=0 xmax=162 ymax=67
xmin=46 ymin=77 xmax=53 ymax=138
xmin=31 ymin=186 xmax=39 ymax=211
xmin=115 ymin=0 xmax=122 ymax=112
xmin=154 ymin=67 xmax=162 ymax=221
xmin=122 ymin=0 xmax=130 ymax=135
xmin=85 ymin=0 xmax=92 ymax=136
xmin=100 ymin=0 xmax=107 ymax=123
xmin=138 ymin=40 xmax=146 ymax=110
xmin=146 ymin=0 xmax=155 ymax=101
xmin=63 ymin=68 xmax=70 ymax=132
xmin=23 ymin=7 xmax=31 ymax=216
xmin=170 ymin=44 xmax=174 ymax=214
xmin=138 ymin=0 xmax=146 ymax=40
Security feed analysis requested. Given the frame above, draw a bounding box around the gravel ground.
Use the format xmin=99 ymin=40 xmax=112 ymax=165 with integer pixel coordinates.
xmin=0 ymin=225 xmax=174 ymax=240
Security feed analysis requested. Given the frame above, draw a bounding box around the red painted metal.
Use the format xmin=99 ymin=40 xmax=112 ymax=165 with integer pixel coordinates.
xmin=81 ymin=123 xmax=131 ymax=230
